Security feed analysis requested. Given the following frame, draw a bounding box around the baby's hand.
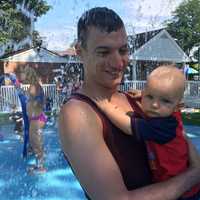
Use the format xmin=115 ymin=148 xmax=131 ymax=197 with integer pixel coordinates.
xmin=94 ymin=97 xmax=111 ymax=109
xmin=93 ymin=97 xmax=117 ymax=112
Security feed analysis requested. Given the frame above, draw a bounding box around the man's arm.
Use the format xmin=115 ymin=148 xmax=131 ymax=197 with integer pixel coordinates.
xmin=59 ymin=100 xmax=200 ymax=200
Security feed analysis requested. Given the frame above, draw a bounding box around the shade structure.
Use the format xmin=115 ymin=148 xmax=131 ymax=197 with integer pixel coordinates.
xmin=188 ymin=67 xmax=198 ymax=74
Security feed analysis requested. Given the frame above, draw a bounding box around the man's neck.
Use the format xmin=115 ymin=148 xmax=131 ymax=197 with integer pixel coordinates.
xmin=80 ymin=81 xmax=119 ymax=99
xmin=79 ymin=81 xmax=133 ymax=113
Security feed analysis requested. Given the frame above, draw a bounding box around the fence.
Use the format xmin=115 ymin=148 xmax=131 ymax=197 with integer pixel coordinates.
xmin=0 ymin=84 xmax=59 ymax=112
xmin=184 ymin=81 xmax=200 ymax=108
xmin=0 ymin=81 xmax=200 ymax=112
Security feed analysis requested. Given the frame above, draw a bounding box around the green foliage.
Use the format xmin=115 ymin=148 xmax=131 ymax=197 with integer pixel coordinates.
xmin=32 ymin=30 xmax=43 ymax=47
xmin=182 ymin=112 xmax=200 ymax=126
xmin=0 ymin=0 xmax=51 ymax=48
xmin=165 ymin=0 xmax=200 ymax=53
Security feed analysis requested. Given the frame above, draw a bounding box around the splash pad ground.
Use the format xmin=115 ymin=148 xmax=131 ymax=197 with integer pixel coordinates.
xmin=0 ymin=122 xmax=87 ymax=200
xmin=0 ymin=121 xmax=200 ymax=200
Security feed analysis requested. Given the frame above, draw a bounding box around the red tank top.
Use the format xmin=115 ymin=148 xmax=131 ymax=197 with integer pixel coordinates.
xmin=68 ymin=93 xmax=152 ymax=191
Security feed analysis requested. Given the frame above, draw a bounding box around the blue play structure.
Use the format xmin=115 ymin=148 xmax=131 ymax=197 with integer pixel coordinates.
xmin=0 ymin=73 xmax=29 ymax=157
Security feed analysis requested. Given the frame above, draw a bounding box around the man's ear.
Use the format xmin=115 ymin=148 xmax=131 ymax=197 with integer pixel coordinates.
xmin=127 ymin=89 xmax=142 ymax=99
xmin=141 ymin=90 xmax=145 ymax=97
xmin=75 ymin=42 xmax=82 ymax=56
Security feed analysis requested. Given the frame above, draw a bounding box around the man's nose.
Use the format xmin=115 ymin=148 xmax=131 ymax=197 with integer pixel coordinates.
xmin=110 ymin=52 xmax=126 ymax=70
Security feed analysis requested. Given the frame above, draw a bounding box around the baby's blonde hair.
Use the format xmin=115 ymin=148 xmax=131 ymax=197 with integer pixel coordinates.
xmin=147 ymin=65 xmax=186 ymax=100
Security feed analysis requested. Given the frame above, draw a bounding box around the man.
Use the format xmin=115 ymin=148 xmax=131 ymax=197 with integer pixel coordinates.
xmin=59 ymin=7 xmax=200 ymax=200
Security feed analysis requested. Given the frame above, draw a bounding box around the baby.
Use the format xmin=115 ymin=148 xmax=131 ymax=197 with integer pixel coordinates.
xmin=95 ymin=65 xmax=200 ymax=200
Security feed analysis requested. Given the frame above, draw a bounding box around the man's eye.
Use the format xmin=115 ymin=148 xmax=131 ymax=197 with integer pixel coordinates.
xmin=119 ymin=48 xmax=129 ymax=55
xmin=146 ymin=95 xmax=153 ymax=99
xmin=97 ymin=51 xmax=109 ymax=56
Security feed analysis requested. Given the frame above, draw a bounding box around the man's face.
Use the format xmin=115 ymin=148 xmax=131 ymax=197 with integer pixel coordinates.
xmin=80 ymin=26 xmax=129 ymax=89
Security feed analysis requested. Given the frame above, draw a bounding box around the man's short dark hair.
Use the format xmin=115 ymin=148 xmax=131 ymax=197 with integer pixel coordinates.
xmin=77 ymin=7 xmax=124 ymax=48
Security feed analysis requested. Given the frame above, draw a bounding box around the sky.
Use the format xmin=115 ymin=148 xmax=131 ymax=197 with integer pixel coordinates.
xmin=35 ymin=0 xmax=184 ymax=51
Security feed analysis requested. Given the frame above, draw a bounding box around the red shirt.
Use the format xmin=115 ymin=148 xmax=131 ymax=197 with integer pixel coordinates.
xmin=127 ymin=96 xmax=200 ymax=198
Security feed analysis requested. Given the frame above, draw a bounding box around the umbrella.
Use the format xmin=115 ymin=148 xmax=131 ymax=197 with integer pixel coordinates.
xmin=187 ymin=67 xmax=198 ymax=74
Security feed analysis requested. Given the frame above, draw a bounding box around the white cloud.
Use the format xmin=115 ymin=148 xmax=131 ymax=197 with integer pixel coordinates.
xmin=122 ymin=0 xmax=184 ymax=33
xmin=122 ymin=0 xmax=183 ymax=17
xmin=36 ymin=0 xmax=185 ymax=50
xmin=38 ymin=25 xmax=76 ymax=50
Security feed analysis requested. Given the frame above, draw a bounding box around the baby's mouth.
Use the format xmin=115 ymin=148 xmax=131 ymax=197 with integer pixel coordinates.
xmin=146 ymin=111 xmax=160 ymax=117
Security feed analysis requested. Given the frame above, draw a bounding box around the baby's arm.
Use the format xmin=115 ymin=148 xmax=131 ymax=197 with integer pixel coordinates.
xmin=95 ymin=99 xmax=132 ymax=135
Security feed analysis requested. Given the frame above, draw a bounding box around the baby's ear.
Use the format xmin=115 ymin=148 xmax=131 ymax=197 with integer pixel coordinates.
xmin=175 ymin=101 xmax=185 ymax=111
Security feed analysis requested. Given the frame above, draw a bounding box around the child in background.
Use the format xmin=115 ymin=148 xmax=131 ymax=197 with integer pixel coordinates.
xmin=95 ymin=65 xmax=200 ymax=200
xmin=9 ymin=104 xmax=23 ymax=142
xmin=24 ymin=66 xmax=47 ymax=173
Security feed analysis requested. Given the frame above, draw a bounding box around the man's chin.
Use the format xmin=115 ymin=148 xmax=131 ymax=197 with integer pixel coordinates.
xmin=101 ymin=82 xmax=120 ymax=91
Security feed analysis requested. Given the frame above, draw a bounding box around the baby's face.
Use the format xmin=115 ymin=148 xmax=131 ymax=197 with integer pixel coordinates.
xmin=141 ymin=79 xmax=181 ymax=118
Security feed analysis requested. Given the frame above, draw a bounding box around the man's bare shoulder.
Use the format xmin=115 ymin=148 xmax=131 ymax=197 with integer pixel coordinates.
xmin=59 ymin=97 xmax=104 ymax=160
xmin=60 ymin=98 xmax=97 ymax=119
xmin=59 ymin=98 xmax=102 ymax=139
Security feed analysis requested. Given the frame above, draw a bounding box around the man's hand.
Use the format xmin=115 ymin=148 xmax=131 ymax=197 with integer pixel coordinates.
xmin=187 ymin=139 xmax=200 ymax=170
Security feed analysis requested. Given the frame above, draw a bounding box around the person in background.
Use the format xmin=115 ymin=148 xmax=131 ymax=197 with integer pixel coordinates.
xmin=183 ymin=63 xmax=190 ymax=80
xmin=59 ymin=7 xmax=200 ymax=200
xmin=9 ymin=104 xmax=23 ymax=142
xmin=24 ymin=66 xmax=47 ymax=173
xmin=45 ymin=97 xmax=53 ymax=112
xmin=95 ymin=65 xmax=200 ymax=200
xmin=71 ymin=75 xmax=83 ymax=94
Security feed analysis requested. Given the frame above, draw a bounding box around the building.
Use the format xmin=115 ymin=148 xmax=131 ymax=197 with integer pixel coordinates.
xmin=128 ymin=29 xmax=190 ymax=80
xmin=0 ymin=47 xmax=77 ymax=83
xmin=0 ymin=29 xmax=190 ymax=83
xmin=56 ymin=47 xmax=84 ymax=81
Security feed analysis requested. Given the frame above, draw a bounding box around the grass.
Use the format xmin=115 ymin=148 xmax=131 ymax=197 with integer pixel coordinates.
xmin=182 ymin=112 xmax=200 ymax=126
xmin=0 ymin=113 xmax=10 ymax=124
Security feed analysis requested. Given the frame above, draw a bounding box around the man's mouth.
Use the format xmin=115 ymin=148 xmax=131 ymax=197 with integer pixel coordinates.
xmin=106 ymin=70 xmax=121 ymax=77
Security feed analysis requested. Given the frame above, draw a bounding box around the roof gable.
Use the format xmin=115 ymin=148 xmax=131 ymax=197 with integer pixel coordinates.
xmin=0 ymin=47 xmax=70 ymax=63
xmin=132 ymin=30 xmax=190 ymax=63
xmin=128 ymin=29 xmax=163 ymax=53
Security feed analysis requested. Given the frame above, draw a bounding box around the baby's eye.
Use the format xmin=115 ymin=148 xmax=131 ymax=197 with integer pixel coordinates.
xmin=161 ymin=99 xmax=172 ymax=104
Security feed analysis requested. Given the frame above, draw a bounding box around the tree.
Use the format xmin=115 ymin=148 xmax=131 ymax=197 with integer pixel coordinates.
xmin=0 ymin=0 xmax=51 ymax=53
xmin=165 ymin=0 xmax=200 ymax=54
